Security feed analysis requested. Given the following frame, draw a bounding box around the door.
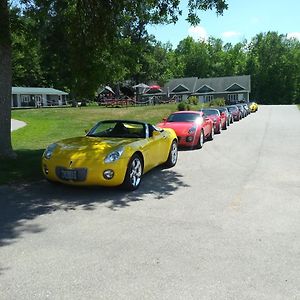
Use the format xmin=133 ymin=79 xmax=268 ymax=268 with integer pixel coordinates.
xmin=141 ymin=127 xmax=166 ymax=171
xmin=202 ymin=116 xmax=211 ymax=136
xmin=35 ymin=95 xmax=42 ymax=107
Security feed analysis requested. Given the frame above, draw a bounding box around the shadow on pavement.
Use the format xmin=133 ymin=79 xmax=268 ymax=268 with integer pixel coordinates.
xmin=0 ymin=167 xmax=189 ymax=247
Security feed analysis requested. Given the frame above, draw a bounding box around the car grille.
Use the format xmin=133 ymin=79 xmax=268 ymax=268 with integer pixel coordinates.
xmin=55 ymin=167 xmax=88 ymax=181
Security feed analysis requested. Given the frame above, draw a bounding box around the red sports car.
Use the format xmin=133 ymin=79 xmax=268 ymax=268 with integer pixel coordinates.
xmin=157 ymin=111 xmax=214 ymax=148
xmin=199 ymin=108 xmax=224 ymax=134
xmin=227 ymin=105 xmax=241 ymax=121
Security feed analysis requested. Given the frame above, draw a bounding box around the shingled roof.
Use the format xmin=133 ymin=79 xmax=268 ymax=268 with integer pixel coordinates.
xmin=12 ymin=87 xmax=68 ymax=95
xmin=194 ymin=75 xmax=251 ymax=94
xmin=164 ymin=75 xmax=250 ymax=94
xmin=163 ymin=77 xmax=198 ymax=94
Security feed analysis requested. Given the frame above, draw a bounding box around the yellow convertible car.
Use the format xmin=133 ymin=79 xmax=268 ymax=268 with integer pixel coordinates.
xmin=42 ymin=120 xmax=178 ymax=190
xmin=249 ymin=102 xmax=258 ymax=112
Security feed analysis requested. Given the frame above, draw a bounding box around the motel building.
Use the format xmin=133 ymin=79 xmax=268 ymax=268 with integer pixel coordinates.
xmin=11 ymin=87 xmax=68 ymax=108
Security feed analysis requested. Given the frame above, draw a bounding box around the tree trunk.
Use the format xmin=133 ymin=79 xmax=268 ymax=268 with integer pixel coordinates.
xmin=0 ymin=1 xmax=15 ymax=159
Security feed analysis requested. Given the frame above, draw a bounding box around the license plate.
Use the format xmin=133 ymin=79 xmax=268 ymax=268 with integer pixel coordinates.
xmin=60 ymin=169 xmax=77 ymax=180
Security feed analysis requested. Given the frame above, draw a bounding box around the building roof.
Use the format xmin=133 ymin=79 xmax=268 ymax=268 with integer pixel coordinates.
xmin=163 ymin=77 xmax=198 ymax=94
xmin=12 ymin=87 xmax=68 ymax=95
xmin=194 ymin=75 xmax=251 ymax=94
xmin=164 ymin=75 xmax=251 ymax=95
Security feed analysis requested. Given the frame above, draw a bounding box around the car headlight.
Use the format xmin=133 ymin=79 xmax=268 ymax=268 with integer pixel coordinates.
xmin=104 ymin=147 xmax=124 ymax=163
xmin=188 ymin=126 xmax=197 ymax=134
xmin=43 ymin=143 xmax=57 ymax=160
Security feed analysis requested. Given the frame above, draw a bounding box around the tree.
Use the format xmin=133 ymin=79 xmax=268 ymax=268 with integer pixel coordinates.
xmin=11 ymin=7 xmax=45 ymax=87
xmin=0 ymin=0 xmax=15 ymax=158
xmin=247 ymin=32 xmax=300 ymax=104
xmin=175 ymin=37 xmax=211 ymax=78
xmin=0 ymin=0 xmax=227 ymax=158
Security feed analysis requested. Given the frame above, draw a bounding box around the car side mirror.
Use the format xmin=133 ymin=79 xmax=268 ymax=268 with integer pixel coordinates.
xmin=162 ymin=117 xmax=167 ymax=122
xmin=152 ymin=130 xmax=161 ymax=137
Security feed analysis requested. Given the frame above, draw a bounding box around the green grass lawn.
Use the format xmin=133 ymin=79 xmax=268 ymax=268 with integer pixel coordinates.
xmin=1 ymin=103 xmax=202 ymax=185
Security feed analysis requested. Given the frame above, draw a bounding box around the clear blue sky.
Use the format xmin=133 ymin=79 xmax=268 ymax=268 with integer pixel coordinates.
xmin=147 ymin=0 xmax=300 ymax=47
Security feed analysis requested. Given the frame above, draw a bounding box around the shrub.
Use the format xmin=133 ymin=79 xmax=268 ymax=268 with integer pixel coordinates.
xmin=208 ymin=97 xmax=225 ymax=107
xmin=187 ymin=96 xmax=199 ymax=105
xmin=177 ymin=102 xmax=186 ymax=111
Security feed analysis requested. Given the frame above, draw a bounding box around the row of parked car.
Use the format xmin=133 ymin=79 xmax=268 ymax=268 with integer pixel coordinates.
xmin=157 ymin=102 xmax=258 ymax=149
xmin=42 ymin=101 xmax=258 ymax=190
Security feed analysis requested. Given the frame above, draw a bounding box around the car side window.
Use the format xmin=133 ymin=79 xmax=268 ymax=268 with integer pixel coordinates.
xmin=148 ymin=124 xmax=163 ymax=137
xmin=148 ymin=124 xmax=154 ymax=137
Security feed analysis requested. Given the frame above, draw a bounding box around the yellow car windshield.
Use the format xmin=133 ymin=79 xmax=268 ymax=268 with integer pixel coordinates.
xmin=87 ymin=121 xmax=146 ymax=138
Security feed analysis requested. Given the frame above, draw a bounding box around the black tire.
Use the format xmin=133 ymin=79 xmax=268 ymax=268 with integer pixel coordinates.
xmin=207 ymin=127 xmax=214 ymax=141
xmin=196 ymin=130 xmax=204 ymax=149
xmin=165 ymin=140 xmax=178 ymax=168
xmin=222 ymin=121 xmax=227 ymax=130
xmin=123 ymin=154 xmax=143 ymax=191
xmin=217 ymin=124 xmax=222 ymax=134
xmin=213 ymin=124 xmax=218 ymax=134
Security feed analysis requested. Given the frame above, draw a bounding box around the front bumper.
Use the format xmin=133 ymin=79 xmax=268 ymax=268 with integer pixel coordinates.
xmin=42 ymin=157 xmax=129 ymax=186
xmin=177 ymin=135 xmax=198 ymax=147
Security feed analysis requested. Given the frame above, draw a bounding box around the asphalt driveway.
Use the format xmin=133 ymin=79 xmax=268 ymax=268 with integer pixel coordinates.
xmin=1 ymin=105 xmax=300 ymax=299
xmin=11 ymin=119 xmax=26 ymax=131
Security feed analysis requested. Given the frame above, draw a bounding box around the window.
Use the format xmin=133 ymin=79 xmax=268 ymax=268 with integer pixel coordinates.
xmin=228 ymin=94 xmax=238 ymax=102
xmin=167 ymin=113 xmax=202 ymax=122
xmin=205 ymin=95 xmax=214 ymax=102
xmin=21 ymin=95 xmax=35 ymax=107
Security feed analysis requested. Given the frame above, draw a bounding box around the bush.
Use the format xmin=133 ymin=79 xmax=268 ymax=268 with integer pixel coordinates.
xmin=177 ymin=102 xmax=186 ymax=111
xmin=187 ymin=96 xmax=199 ymax=105
xmin=208 ymin=97 xmax=225 ymax=107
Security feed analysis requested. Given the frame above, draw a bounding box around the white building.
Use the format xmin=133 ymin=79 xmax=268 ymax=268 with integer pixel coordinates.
xmin=11 ymin=87 xmax=68 ymax=108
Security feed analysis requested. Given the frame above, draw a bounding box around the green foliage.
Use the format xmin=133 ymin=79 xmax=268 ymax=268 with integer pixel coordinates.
xmin=8 ymin=6 xmax=300 ymax=106
xmin=177 ymin=101 xmax=194 ymax=111
xmin=246 ymin=32 xmax=300 ymax=104
xmin=187 ymin=96 xmax=199 ymax=105
xmin=177 ymin=102 xmax=187 ymax=111
xmin=8 ymin=0 xmax=228 ymax=99
xmin=208 ymin=97 xmax=225 ymax=107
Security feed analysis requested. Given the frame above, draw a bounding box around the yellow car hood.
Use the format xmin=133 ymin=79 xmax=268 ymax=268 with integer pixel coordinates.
xmin=53 ymin=136 xmax=137 ymax=161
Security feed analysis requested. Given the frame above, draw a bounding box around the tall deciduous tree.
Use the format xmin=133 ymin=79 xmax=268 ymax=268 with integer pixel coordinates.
xmin=0 ymin=0 xmax=228 ymax=158
xmin=0 ymin=0 xmax=15 ymax=158
xmin=247 ymin=32 xmax=300 ymax=104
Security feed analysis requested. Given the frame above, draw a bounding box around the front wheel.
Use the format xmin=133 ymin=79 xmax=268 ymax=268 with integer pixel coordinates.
xmin=196 ymin=130 xmax=204 ymax=149
xmin=207 ymin=127 xmax=214 ymax=141
xmin=123 ymin=154 xmax=143 ymax=190
xmin=165 ymin=140 xmax=178 ymax=168
xmin=222 ymin=121 xmax=227 ymax=130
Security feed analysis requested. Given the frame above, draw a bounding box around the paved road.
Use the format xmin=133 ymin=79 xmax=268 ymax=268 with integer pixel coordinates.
xmin=11 ymin=119 xmax=26 ymax=131
xmin=1 ymin=105 xmax=300 ymax=299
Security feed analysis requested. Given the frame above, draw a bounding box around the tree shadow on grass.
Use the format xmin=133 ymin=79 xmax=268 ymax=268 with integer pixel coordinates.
xmin=0 ymin=149 xmax=44 ymax=185
xmin=0 ymin=164 xmax=189 ymax=248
